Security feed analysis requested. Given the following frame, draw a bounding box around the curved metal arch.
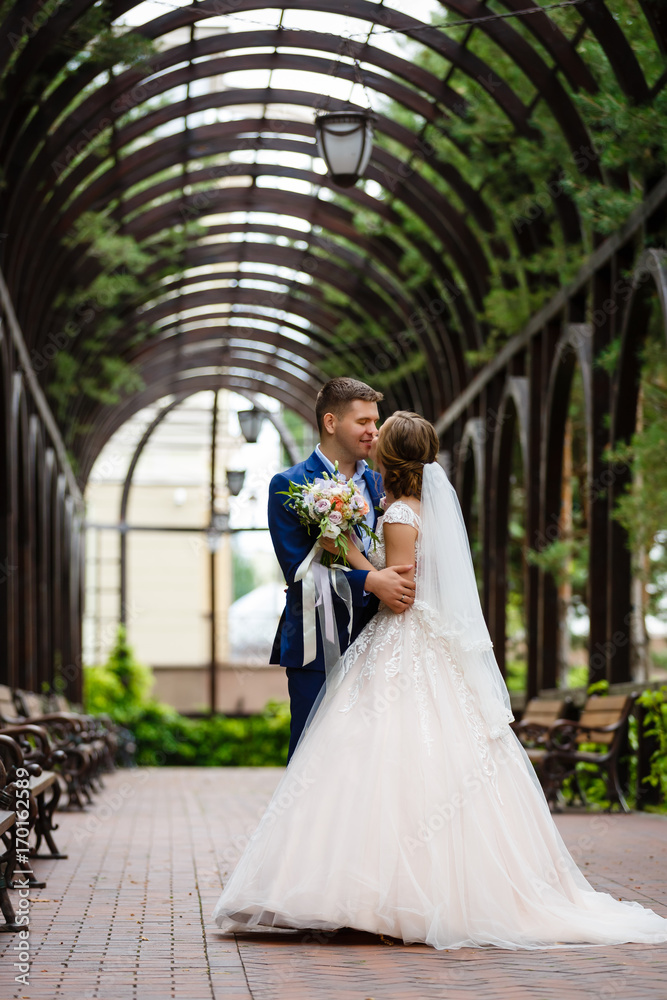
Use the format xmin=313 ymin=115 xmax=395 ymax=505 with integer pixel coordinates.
xmin=133 ymin=321 xmax=325 ymax=368
xmin=117 ymin=392 xmax=187 ymax=623
xmin=546 ymin=322 xmax=594 ymax=479
xmin=15 ymin=0 xmax=535 ymax=173
xmin=54 ymin=244 xmax=437 ymax=404
xmin=72 ymin=340 xmax=408 ymax=448
xmin=455 ymin=415 xmax=486 ymax=511
xmin=0 ymin=0 xmax=603 ymax=185
xmin=28 ymin=413 xmax=51 ymax=689
xmin=79 ymin=238 xmax=419 ymax=336
xmin=35 ymin=156 xmax=479 ymax=368
xmin=77 ymin=371 xmax=320 ymax=483
xmin=65 ymin=143 xmax=487 ymax=314
xmin=52 ymin=160 xmax=470 ymax=367
xmin=64 ymin=290 xmax=412 ymax=426
xmin=9 ymin=48 xmax=502 ymax=284
xmin=27 ymin=115 xmax=491 ymax=333
xmin=13 ymin=374 xmax=35 ymax=688
xmin=9 ymin=4 xmax=596 ymax=312
xmin=127 ymin=272 xmax=410 ymax=361
xmin=495 ymin=375 xmax=530 ymax=479
xmin=0 ymin=5 xmax=652 ymax=350
xmin=27 ymin=172 xmax=479 ymax=392
xmin=577 ymin=0 xmax=651 ymax=101
xmin=64 ymin=186 xmax=469 ymax=389
xmin=17 ymin=94 xmax=498 ymax=290
xmin=6 ymin=12 xmax=588 ymax=300
xmin=83 ymin=278 xmax=425 ymax=414
xmin=640 ymin=0 xmax=667 ymax=54
xmin=612 ymin=249 xmax=667 ymax=446
xmin=129 ymin=280 xmax=440 ymax=419
xmin=538 ymin=317 xmax=593 ymax=652
xmin=536 ymin=317 xmax=585 ymax=692
xmin=144 ymin=246 xmax=465 ymax=406
xmin=38 ymin=445 xmax=59 ymax=690
xmin=443 ymin=0 xmax=597 ymax=94
xmin=142 ymin=304 xmax=457 ymax=418
xmin=92 ymin=199 xmax=464 ymax=398
xmin=133 ymin=343 xmax=328 ymax=397
xmin=488 ymin=381 xmax=528 ymax=676
xmin=124 ymin=312 xmax=370 ymax=389
xmin=0 ymin=5 xmax=656 ymax=486
xmin=0 ymin=324 xmax=12 ymax=680
xmin=131 ymin=257 xmax=419 ymax=359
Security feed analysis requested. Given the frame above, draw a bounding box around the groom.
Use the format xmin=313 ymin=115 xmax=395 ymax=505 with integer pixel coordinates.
xmin=268 ymin=377 xmax=416 ymax=760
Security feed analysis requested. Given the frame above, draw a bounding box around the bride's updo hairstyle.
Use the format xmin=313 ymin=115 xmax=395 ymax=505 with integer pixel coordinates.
xmin=376 ymin=411 xmax=439 ymax=499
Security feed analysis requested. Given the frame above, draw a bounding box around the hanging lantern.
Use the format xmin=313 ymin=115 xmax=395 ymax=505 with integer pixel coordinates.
xmin=238 ymin=407 xmax=265 ymax=443
xmin=226 ymin=469 xmax=246 ymax=497
xmin=206 ymin=513 xmax=228 ymax=553
xmin=315 ymin=111 xmax=375 ymax=187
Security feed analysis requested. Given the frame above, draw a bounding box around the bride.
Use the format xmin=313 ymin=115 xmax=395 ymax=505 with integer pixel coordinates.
xmin=213 ymin=411 xmax=667 ymax=949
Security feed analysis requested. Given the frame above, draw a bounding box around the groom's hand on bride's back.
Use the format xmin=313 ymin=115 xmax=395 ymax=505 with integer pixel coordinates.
xmin=364 ymin=566 xmax=415 ymax=613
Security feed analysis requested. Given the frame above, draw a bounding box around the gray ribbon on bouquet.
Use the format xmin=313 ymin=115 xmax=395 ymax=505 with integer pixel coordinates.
xmin=294 ymin=539 xmax=356 ymax=670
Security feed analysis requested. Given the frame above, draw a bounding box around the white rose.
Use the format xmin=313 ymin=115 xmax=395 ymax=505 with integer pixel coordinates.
xmin=322 ymin=523 xmax=341 ymax=539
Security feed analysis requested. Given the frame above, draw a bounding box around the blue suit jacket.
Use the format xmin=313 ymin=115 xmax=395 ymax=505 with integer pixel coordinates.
xmin=268 ymin=450 xmax=383 ymax=673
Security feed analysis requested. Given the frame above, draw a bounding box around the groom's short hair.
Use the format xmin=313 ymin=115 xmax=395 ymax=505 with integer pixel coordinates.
xmin=316 ymin=377 xmax=383 ymax=434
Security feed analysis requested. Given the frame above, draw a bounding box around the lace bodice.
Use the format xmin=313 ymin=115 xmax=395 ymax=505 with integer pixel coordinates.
xmin=369 ymin=500 xmax=421 ymax=570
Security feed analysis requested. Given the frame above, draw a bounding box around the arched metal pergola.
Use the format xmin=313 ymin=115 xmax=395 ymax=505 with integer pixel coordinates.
xmin=0 ymin=0 xmax=666 ymax=699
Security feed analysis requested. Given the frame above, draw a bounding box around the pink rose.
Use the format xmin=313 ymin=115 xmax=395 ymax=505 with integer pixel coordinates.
xmin=329 ymin=511 xmax=343 ymax=525
xmin=315 ymin=498 xmax=331 ymax=513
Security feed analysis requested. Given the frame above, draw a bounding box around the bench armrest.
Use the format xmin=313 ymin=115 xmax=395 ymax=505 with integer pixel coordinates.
xmin=546 ymin=718 xmax=627 ymax=752
xmin=0 ymin=723 xmax=61 ymax=770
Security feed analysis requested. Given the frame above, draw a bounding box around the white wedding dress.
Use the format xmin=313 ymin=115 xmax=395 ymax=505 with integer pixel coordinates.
xmin=213 ymin=498 xmax=667 ymax=949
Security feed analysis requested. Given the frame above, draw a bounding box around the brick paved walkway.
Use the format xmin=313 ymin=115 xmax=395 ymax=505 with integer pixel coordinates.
xmin=1 ymin=767 xmax=666 ymax=1000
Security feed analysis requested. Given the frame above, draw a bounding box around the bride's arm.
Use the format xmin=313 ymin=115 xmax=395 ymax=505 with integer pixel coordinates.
xmin=319 ymin=533 xmax=374 ymax=571
xmin=383 ymin=523 xmax=417 ymax=609
xmin=320 ymin=532 xmax=416 ymax=613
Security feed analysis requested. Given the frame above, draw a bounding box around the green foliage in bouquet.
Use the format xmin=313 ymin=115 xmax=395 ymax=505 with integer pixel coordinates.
xmin=279 ymin=461 xmax=379 ymax=566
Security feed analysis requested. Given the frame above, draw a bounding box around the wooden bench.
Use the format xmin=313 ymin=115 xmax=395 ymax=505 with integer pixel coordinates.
xmin=46 ymin=692 xmax=120 ymax=772
xmin=33 ymin=688 xmax=120 ymax=786
xmin=0 ymin=734 xmax=20 ymax=932
xmin=541 ymin=693 xmax=638 ymax=812
xmin=512 ymin=698 xmax=573 ymax=780
xmin=512 ymin=697 xmax=571 ymax=744
xmin=1 ymin=685 xmax=103 ymax=810
xmin=0 ymin=723 xmax=67 ymax=873
xmin=0 ymin=731 xmax=57 ymax=927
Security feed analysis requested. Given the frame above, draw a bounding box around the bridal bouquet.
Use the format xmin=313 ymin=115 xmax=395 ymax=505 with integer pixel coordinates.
xmin=280 ymin=464 xmax=379 ymax=565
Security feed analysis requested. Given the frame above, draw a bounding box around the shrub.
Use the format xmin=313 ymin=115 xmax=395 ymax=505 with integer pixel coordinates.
xmin=84 ymin=627 xmax=290 ymax=766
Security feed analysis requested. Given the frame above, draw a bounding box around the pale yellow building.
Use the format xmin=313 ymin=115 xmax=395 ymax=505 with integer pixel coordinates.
xmin=83 ymin=390 xmax=305 ymax=714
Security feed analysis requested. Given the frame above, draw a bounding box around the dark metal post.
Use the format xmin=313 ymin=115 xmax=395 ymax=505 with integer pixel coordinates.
xmin=209 ymin=390 xmax=219 ymax=715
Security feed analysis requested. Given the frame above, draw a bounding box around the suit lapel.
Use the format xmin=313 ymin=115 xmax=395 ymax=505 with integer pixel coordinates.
xmin=304 ymin=449 xmax=327 ymax=478
xmin=363 ymin=468 xmax=384 ymax=529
